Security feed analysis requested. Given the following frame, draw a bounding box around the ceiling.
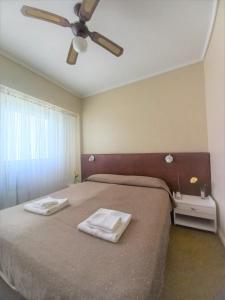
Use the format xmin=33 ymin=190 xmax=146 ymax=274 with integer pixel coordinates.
xmin=0 ymin=0 xmax=217 ymax=98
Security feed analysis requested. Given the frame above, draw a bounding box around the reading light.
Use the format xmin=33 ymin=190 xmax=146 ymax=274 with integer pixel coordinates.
xmin=88 ymin=155 xmax=95 ymax=162
xmin=72 ymin=36 xmax=88 ymax=53
xmin=165 ymin=154 xmax=174 ymax=164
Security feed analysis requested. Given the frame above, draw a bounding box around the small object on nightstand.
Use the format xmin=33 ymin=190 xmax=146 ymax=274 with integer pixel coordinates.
xmin=74 ymin=173 xmax=80 ymax=183
xmin=189 ymin=176 xmax=207 ymax=199
xmin=173 ymin=191 xmax=182 ymax=200
xmin=173 ymin=194 xmax=217 ymax=233
xmin=200 ymin=184 xmax=206 ymax=199
xmin=173 ymin=173 xmax=182 ymax=199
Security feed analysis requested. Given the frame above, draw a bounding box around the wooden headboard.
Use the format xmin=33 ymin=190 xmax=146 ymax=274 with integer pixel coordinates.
xmin=81 ymin=153 xmax=211 ymax=196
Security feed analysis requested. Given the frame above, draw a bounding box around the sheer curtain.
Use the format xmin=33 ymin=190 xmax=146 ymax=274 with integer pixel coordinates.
xmin=0 ymin=85 xmax=77 ymax=210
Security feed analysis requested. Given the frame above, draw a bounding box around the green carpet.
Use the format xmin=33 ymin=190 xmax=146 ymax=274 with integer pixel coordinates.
xmin=160 ymin=226 xmax=225 ymax=300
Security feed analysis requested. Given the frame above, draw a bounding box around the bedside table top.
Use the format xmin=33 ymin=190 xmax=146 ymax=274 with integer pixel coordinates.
xmin=174 ymin=194 xmax=215 ymax=208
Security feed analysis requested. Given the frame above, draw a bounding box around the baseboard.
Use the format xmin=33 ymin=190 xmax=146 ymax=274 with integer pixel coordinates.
xmin=218 ymin=229 xmax=225 ymax=248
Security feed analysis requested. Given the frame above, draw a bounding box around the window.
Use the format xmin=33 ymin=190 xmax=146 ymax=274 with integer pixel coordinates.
xmin=0 ymin=85 xmax=78 ymax=209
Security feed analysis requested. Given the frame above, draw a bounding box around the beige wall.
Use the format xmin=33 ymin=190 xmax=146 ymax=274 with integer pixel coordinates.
xmin=82 ymin=63 xmax=208 ymax=154
xmin=204 ymin=0 xmax=225 ymax=244
xmin=0 ymin=54 xmax=81 ymax=114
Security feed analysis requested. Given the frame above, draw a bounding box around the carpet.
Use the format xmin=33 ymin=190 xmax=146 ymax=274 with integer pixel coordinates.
xmin=160 ymin=226 xmax=225 ymax=300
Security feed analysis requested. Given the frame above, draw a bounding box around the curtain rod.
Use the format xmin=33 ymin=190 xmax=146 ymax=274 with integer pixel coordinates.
xmin=0 ymin=84 xmax=77 ymax=118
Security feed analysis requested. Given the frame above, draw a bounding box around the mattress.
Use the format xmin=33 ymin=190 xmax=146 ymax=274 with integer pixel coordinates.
xmin=0 ymin=174 xmax=171 ymax=300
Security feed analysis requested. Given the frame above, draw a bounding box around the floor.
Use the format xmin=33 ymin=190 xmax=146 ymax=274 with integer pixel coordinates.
xmin=0 ymin=226 xmax=225 ymax=300
xmin=160 ymin=226 xmax=225 ymax=300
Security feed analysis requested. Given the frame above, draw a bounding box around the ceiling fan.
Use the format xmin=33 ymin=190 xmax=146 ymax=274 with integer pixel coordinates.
xmin=21 ymin=0 xmax=124 ymax=65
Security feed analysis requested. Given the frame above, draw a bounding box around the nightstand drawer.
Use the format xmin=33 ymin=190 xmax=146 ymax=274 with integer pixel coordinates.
xmin=176 ymin=202 xmax=215 ymax=213
xmin=174 ymin=207 xmax=216 ymax=220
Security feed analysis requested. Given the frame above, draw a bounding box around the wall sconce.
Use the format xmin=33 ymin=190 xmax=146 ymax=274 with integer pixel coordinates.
xmin=165 ymin=154 xmax=174 ymax=164
xmin=88 ymin=155 xmax=95 ymax=162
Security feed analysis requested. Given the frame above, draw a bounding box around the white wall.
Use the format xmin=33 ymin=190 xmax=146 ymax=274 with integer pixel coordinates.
xmin=204 ymin=0 xmax=225 ymax=245
xmin=0 ymin=54 xmax=81 ymax=114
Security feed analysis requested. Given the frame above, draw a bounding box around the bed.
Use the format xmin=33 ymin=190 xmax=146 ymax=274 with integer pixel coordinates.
xmin=0 ymin=174 xmax=172 ymax=300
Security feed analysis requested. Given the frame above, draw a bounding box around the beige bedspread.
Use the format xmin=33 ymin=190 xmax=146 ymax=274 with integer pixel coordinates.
xmin=0 ymin=175 xmax=171 ymax=300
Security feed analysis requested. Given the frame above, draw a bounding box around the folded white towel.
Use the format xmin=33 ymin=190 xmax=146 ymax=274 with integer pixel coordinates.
xmin=24 ymin=197 xmax=69 ymax=216
xmin=87 ymin=210 xmax=122 ymax=233
xmin=32 ymin=197 xmax=59 ymax=209
xmin=78 ymin=208 xmax=132 ymax=243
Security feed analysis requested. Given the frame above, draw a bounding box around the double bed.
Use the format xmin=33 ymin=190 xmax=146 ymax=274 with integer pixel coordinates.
xmin=0 ymin=174 xmax=172 ymax=300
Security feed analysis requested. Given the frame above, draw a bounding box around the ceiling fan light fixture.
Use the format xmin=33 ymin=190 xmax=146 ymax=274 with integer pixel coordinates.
xmin=72 ymin=36 xmax=88 ymax=53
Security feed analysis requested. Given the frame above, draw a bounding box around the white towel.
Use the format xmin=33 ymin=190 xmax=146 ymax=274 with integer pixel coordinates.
xmin=24 ymin=197 xmax=69 ymax=216
xmin=78 ymin=208 xmax=132 ymax=243
xmin=87 ymin=209 xmax=122 ymax=233
xmin=31 ymin=197 xmax=59 ymax=209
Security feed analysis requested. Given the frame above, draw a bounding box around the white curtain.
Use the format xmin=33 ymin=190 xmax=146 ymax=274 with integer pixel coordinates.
xmin=0 ymin=85 xmax=77 ymax=210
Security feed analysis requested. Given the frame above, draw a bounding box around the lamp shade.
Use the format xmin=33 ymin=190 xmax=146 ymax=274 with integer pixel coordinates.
xmin=165 ymin=154 xmax=174 ymax=163
xmin=72 ymin=36 xmax=88 ymax=53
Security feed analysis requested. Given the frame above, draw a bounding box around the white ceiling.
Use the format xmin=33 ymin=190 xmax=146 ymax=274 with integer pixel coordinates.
xmin=0 ymin=0 xmax=217 ymax=98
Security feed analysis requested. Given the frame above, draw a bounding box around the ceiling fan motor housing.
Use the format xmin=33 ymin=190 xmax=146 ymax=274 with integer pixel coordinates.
xmin=71 ymin=22 xmax=88 ymax=38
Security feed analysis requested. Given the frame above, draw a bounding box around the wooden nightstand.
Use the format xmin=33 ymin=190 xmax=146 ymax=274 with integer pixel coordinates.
xmin=174 ymin=195 xmax=217 ymax=233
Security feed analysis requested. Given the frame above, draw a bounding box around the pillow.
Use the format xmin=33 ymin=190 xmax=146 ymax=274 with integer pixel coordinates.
xmin=87 ymin=174 xmax=173 ymax=199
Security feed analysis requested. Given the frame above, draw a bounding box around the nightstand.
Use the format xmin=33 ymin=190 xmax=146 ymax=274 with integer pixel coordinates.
xmin=173 ymin=195 xmax=217 ymax=233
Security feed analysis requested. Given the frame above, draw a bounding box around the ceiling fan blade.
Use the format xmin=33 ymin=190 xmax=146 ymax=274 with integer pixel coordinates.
xmin=21 ymin=6 xmax=71 ymax=27
xmin=66 ymin=42 xmax=78 ymax=65
xmin=89 ymin=32 xmax=123 ymax=57
xmin=79 ymin=0 xmax=100 ymax=21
